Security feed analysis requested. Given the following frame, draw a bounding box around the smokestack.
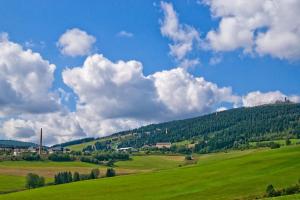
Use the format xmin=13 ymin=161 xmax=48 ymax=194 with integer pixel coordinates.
xmin=39 ymin=128 xmax=42 ymax=155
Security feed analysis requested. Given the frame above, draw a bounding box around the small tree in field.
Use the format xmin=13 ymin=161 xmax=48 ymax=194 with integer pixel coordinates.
xmin=106 ymin=168 xmax=116 ymax=177
xmin=25 ymin=173 xmax=45 ymax=189
xmin=90 ymin=168 xmax=100 ymax=179
xmin=73 ymin=172 xmax=80 ymax=182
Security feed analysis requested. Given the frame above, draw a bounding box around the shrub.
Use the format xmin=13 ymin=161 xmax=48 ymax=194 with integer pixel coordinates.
xmin=79 ymin=174 xmax=90 ymax=180
xmin=185 ymin=155 xmax=193 ymax=160
xmin=285 ymin=139 xmax=291 ymax=146
xmin=266 ymin=184 xmax=277 ymax=197
xmin=90 ymin=168 xmax=100 ymax=179
xmin=270 ymin=142 xmax=280 ymax=149
xmin=54 ymin=171 xmax=73 ymax=184
xmin=25 ymin=173 xmax=45 ymax=189
xmin=106 ymin=168 xmax=116 ymax=177
xmin=22 ymin=153 xmax=41 ymax=161
xmin=73 ymin=172 xmax=80 ymax=182
xmin=48 ymin=153 xmax=73 ymax=162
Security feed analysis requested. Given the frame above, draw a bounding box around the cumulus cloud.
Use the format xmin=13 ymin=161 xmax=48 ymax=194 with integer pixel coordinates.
xmin=57 ymin=28 xmax=96 ymax=57
xmin=117 ymin=30 xmax=134 ymax=38
xmin=160 ymin=2 xmax=200 ymax=61
xmin=0 ymin=33 xmax=60 ymax=116
xmin=0 ymin=111 xmax=86 ymax=145
xmin=242 ymin=91 xmax=300 ymax=107
xmin=151 ymin=67 xmax=240 ymax=116
xmin=203 ymin=0 xmax=300 ymax=60
xmin=62 ymin=54 xmax=240 ymax=136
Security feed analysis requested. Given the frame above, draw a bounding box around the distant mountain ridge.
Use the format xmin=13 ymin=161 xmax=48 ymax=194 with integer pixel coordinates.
xmin=0 ymin=140 xmax=38 ymax=148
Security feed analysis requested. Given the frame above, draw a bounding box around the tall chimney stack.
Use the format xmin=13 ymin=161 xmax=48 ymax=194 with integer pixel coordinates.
xmin=39 ymin=128 xmax=42 ymax=155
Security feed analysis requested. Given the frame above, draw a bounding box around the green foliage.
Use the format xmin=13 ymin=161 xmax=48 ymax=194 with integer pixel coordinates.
xmin=115 ymin=103 xmax=300 ymax=153
xmin=106 ymin=168 xmax=116 ymax=177
xmin=286 ymin=138 xmax=292 ymax=146
xmin=54 ymin=172 xmax=73 ymax=184
xmin=266 ymin=184 xmax=277 ymax=197
xmin=265 ymin=181 xmax=300 ymax=197
xmin=185 ymin=155 xmax=193 ymax=161
xmin=48 ymin=153 xmax=73 ymax=162
xmin=90 ymin=169 xmax=100 ymax=179
xmin=22 ymin=153 xmax=40 ymax=161
xmin=25 ymin=173 xmax=45 ymax=189
xmin=73 ymin=172 xmax=80 ymax=182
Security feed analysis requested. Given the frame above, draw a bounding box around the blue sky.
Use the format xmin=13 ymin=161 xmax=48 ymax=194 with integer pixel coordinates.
xmin=0 ymin=0 xmax=299 ymax=144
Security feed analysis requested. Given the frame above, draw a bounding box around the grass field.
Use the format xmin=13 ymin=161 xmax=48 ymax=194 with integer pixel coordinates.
xmin=0 ymin=145 xmax=299 ymax=200
xmin=0 ymin=155 xmax=184 ymax=194
xmin=66 ymin=141 xmax=96 ymax=151
xmin=115 ymin=155 xmax=184 ymax=170
xmin=249 ymin=139 xmax=300 ymax=147
xmin=0 ymin=175 xmax=25 ymax=194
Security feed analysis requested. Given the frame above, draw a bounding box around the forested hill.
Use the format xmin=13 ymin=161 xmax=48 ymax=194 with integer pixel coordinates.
xmin=113 ymin=103 xmax=300 ymax=152
xmin=65 ymin=103 xmax=300 ymax=153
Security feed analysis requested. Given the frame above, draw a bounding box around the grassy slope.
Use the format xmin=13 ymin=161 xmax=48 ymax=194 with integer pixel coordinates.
xmin=0 ymin=155 xmax=183 ymax=194
xmin=1 ymin=145 xmax=299 ymax=200
xmin=0 ymin=175 xmax=25 ymax=194
xmin=115 ymin=155 xmax=184 ymax=170
xmin=249 ymin=139 xmax=300 ymax=147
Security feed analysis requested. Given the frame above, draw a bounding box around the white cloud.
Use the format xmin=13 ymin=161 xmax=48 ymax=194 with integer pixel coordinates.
xmin=216 ymin=107 xmax=227 ymax=112
xmin=0 ymin=33 xmax=60 ymax=116
xmin=151 ymin=67 xmax=240 ymax=116
xmin=117 ymin=30 xmax=134 ymax=38
xmin=62 ymin=54 xmax=240 ymax=136
xmin=57 ymin=28 xmax=96 ymax=57
xmin=1 ymin=112 xmax=86 ymax=145
xmin=204 ymin=0 xmax=300 ymax=60
xmin=160 ymin=2 xmax=200 ymax=61
xmin=209 ymin=55 xmax=222 ymax=65
xmin=242 ymin=91 xmax=300 ymax=107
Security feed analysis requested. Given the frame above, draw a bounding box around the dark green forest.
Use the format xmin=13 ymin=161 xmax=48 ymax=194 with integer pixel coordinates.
xmin=114 ymin=103 xmax=300 ymax=153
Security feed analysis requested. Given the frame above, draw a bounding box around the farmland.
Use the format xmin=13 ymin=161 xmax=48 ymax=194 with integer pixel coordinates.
xmin=0 ymin=145 xmax=299 ymax=200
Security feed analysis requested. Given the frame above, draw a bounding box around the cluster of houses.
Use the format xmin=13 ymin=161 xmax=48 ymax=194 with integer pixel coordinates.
xmin=0 ymin=146 xmax=70 ymax=156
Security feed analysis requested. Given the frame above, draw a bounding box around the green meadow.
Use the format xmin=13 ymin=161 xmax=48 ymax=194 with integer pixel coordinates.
xmin=0 ymin=145 xmax=299 ymax=200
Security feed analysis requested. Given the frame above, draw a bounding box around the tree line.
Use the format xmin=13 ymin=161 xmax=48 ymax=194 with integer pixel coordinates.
xmin=26 ymin=168 xmax=116 ymax=189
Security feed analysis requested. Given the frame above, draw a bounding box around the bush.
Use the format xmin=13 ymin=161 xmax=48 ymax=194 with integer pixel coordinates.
xmin=25 ymin=173 xmax=45 ymax=189
xmin=22 ymin=153 xmax=41 ymax=161
xmin=49 ymin=153 xmax=73 ymax=162
xmin=270 ymin=142 xmax=280 ymax=149
xmin=106 ymin=168 xmax=116 ymax=177
xmin=90 ymin=168 xmax=100 ymax=179
xmin=79 ymin=174 xmax=90 ymax=180
xmin=282 ymin=184 xmax=300 ymax=195
xmin=266 ymin=184 xmax=277 ymax=197
xmin=185 ymin=155 xmax=193 ymax=160
xmin=54 ymin=171 xmax=73 ymax=184
xmin=73 ymin=172 xmax=80 ymax=182
xmin=285 ymin=139 xmax=291 ymax=146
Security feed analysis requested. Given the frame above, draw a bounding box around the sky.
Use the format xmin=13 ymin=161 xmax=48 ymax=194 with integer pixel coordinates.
xmin=0 ymin=0 xmax=299 ymax=145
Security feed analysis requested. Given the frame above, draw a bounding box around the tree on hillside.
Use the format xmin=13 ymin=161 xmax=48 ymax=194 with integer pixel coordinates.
xmin=25 ymin=173 xmax=45 ymax=189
